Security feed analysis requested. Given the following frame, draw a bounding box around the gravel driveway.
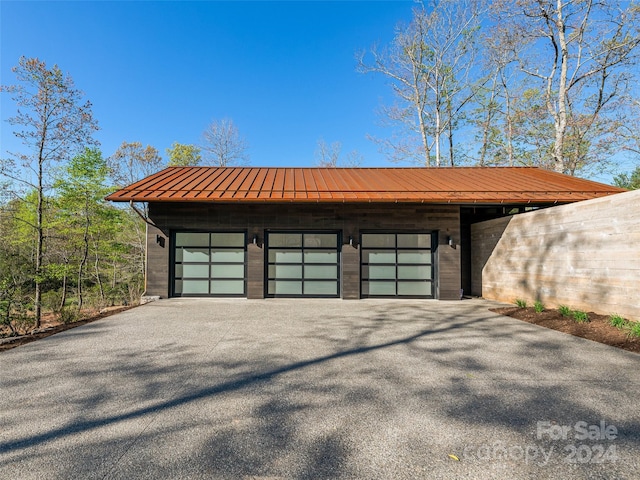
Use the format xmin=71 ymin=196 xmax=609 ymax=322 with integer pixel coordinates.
xmin=1 ymin=298 xmax=639 ymax=479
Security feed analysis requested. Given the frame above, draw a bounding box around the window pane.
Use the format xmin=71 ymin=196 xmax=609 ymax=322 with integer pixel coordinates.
xmin=361 ymin=234 xmax=395 ymax=248
xmin=303 ymin=233 xmax=337 ymax=248
xmin=268 ymin=264 xmax=303 ymax=279
xmin=397 ymin=234 xmax=431 ymax=249
xmin=211 ymin=233 xmax=245 ymax=247
xmin=367 ymin=281 xmax=396 ymax=296
xmin=304 ymin=281 xmax=337 ymax=295
xmin=212 ymin=264 xmax=245 ymax=278
xmin=181 ymin=264 xmax=210 ymax=278
xmin=211 ymin=280 xmax=245 ymax=295
xmin=181 ymin=280 xmax=209 ymax=294
xmin=398 ymin=281 xmax=431 ymax=296
xmin=305 ymin=265 xmax=337 ymax=279
xmin=175 ymin=233 xmax=209 ymax=247
xmin=180 ymin=248 xmax=209 ymax=263
xmin=268 ymin=233 xmax=302 ymax=247
xmin=268 ymin=280 xmax=302 ymax=295
xmin=268 ymin=250 xmax=303 ymax=263
xmin=304 ymin=251 xmax=337 ymax=263
xmin=364 ymin=265 xmax=396 ymax=280
xmin=397 ymin=251 xmax=431 ymax=264
xmin=363 ymin=251 xmax=396 ymax=264
xmin=211 ymin=249 xmax=245 ymax=263
xmin=398 ymin=265 xmax=431 ymax=280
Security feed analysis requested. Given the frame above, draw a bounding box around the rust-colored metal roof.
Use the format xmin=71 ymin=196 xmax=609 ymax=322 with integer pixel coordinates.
xmin=105 ymin=166 xmax=625 ymax=204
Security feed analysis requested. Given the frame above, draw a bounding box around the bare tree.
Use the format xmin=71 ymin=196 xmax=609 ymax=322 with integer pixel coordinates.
xmin=0 ymin=57 xmax=99 ymax=327
xmin=315 ymin=138 xmax=363 ymax=167
xmin=359 ymin=0 xmax=484 ymax=166
xmin=490 ymin=0 xmax=640 ymax=174
xmin=200 ymin=119 xmax=249 ymax=166
xmin=108 ymin=141 xmax=163 ymax=187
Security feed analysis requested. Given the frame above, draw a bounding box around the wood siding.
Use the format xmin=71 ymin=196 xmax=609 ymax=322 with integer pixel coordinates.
xmin=471 ymin=190 xmax=640 ymax=321
xmin=147 ymin=202 xmax=461 ymax=300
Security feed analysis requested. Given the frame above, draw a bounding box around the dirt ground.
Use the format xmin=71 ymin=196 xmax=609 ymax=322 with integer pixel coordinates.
xmin=0 ymin=306 xmax=133 ymax=352
xmin=492 ymin=306 xmax=640 ymax=354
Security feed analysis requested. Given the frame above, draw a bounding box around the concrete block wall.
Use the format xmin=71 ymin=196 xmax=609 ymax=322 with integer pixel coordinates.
xmin=471 ymin=190 xmax=640 ymax=321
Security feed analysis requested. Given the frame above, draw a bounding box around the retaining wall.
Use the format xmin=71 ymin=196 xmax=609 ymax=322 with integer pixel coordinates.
xmin=471 ymin=190 xmax=640 ymax=321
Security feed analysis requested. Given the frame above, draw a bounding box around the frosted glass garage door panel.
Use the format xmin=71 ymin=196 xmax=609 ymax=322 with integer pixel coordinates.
xmin=211 ymin=249 xmax=245 ymax=263
xmin=211 ymin=233 xmax=245 ymax=247
xmin=211 ymin=280 xmax=245 ymax=295
xmin=180 ymin=264 xmax=210 ymax=278
xmin=397 ymin=265 xmax=431 ymax=280
xmin=175 ymin=233 xmax=210 ymax=247
xmin=212 ymin=264 xmax=245 ymax=279
xmin=177 ymin=248 xmax=209 ymax=263
xmin=361 ymin=234 xmax=395 ymax=248
xmin=303 ymin=234 xmax=337 ymax=248
xmin=179 ymin=280 xmax=209 ymax=294
xmin=397 ymin=234 xmax=431 ymax=248
xmin=304 ymin=281 xmax=337 ymax=295
xmin=398 ymin=282 xmax=431 ymax=296
xmin=268 ymin=265 xmax=303 ymax=279
xmin=366 ymin=281 xmax=396 ymax=295
xmin=397 ymin=251 xmax=431 ymax=264
xmin=364 ymin=265 xmax=396 ymax=280
xmin=304 ymin=251 xmax=337 ymax=263
xmin=268 ymin=250 xmax=303 ymax=263
xmin=363 ymin=251 xmax=396 ymax=264
xmin=269 ymin=233 xmax=302 ymax=247
xmin=304 ymin=265 xmax=338 ymax=279
xmin=268 ymin=280 xmax=303 ymax=295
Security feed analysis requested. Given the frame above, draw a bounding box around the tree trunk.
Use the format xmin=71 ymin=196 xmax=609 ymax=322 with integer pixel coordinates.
xmin=552 ymin=0 xmax=570 ymax=173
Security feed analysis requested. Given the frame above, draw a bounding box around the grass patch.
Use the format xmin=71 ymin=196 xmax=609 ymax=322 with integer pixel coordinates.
xmin=515 ymin=299 xmax=527 ymax=308
xmin=628 ymin=322 xmax=640 ymax=339
xmin=609 ymin=314 xmax=627 ymax=329
xmin=534 ymin=301 xmax=545 ymax=313
xmin=558 ymin=305 xmax=572 ymax=317
xmin=572 ymin=310 xmax=589 ymax=323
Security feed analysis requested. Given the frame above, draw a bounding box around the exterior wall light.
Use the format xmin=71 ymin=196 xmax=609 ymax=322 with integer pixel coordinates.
xmin=252 ymin=234 xmax=258 ymax=245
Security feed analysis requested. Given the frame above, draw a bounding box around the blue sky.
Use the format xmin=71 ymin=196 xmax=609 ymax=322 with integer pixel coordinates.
xmin=1 ymin=0 xmax=415 ymax=168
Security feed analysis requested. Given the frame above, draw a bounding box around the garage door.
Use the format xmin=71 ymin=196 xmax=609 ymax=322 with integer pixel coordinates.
xmin=361 ymin=233 xmax=434 ymax=298
xmin=266 ymin=232 xmax=340 ymax=297
xmin=172 ymin=232 xmax=246 ymax=296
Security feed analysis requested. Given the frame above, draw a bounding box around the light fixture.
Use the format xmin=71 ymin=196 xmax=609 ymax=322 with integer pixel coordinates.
xmin=447 ymin=236 xmax=454 ymax=247
xmin=349 ymin=236 xmax=353 ymax=246
xmin=156 ymin=235 xmax=165 ymax=248
xmin=253 ymin=234 xmax=258 ymax=245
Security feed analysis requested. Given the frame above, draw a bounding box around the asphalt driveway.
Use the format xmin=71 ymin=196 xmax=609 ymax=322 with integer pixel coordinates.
xmin=1 ymin=298 xmax=639 ymax=479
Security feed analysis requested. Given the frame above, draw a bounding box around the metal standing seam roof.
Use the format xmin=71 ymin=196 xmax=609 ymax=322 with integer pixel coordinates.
xmin=105 ymin=166 xmax=626 ymax=204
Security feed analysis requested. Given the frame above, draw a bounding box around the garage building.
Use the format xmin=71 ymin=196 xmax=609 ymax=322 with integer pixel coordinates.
xmin=106 ymin=166 xmax=624 ymax=300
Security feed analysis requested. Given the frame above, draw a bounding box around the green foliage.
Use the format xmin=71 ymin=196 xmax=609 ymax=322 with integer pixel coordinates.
xmin=558 ymin=305 xmax=572 ymax=317
xmin=572 ymin=310 xmax=589 ymax=323
xmin=515 ymin=298 xmax=527 ymax=308
xmin=167 ymin=142 xmax=201 ymax=166
xmin=609 ymin=314 xmax=627 ymax=328
xmin=534 ymin=300 xmax=545 ymax=313
xmin=628 ymin=322 xmax=640 ymax=339
xmin=59 ymin=307 xmax=80 ymax=325
xmin=613 ymin=166 xmax=640 ymax=190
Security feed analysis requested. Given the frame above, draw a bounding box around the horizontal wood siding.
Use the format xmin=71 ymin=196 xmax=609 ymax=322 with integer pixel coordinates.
xmin=471 ymin=190 xmax=640 ymax=321
xmin=147 ymin=203 xmax=461 ymax=300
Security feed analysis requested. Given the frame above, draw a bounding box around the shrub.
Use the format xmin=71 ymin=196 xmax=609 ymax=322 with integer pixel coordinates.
xmin=627 ymin=322 xmax=640 ymax=339
xmin=515 ymin=299 xmax=527 ymax=308
xmin=572 ymin=310 xmax=589 ymax=323
xmin=534 ymin=301 xmax=545 ymax=313
xmin=558 ymin=305 xmax=572 ymax=317
xmin=59 ymin=307 xmax=80 ymax=325
xmin=609 ymin=314 xmax=627 ymax=329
